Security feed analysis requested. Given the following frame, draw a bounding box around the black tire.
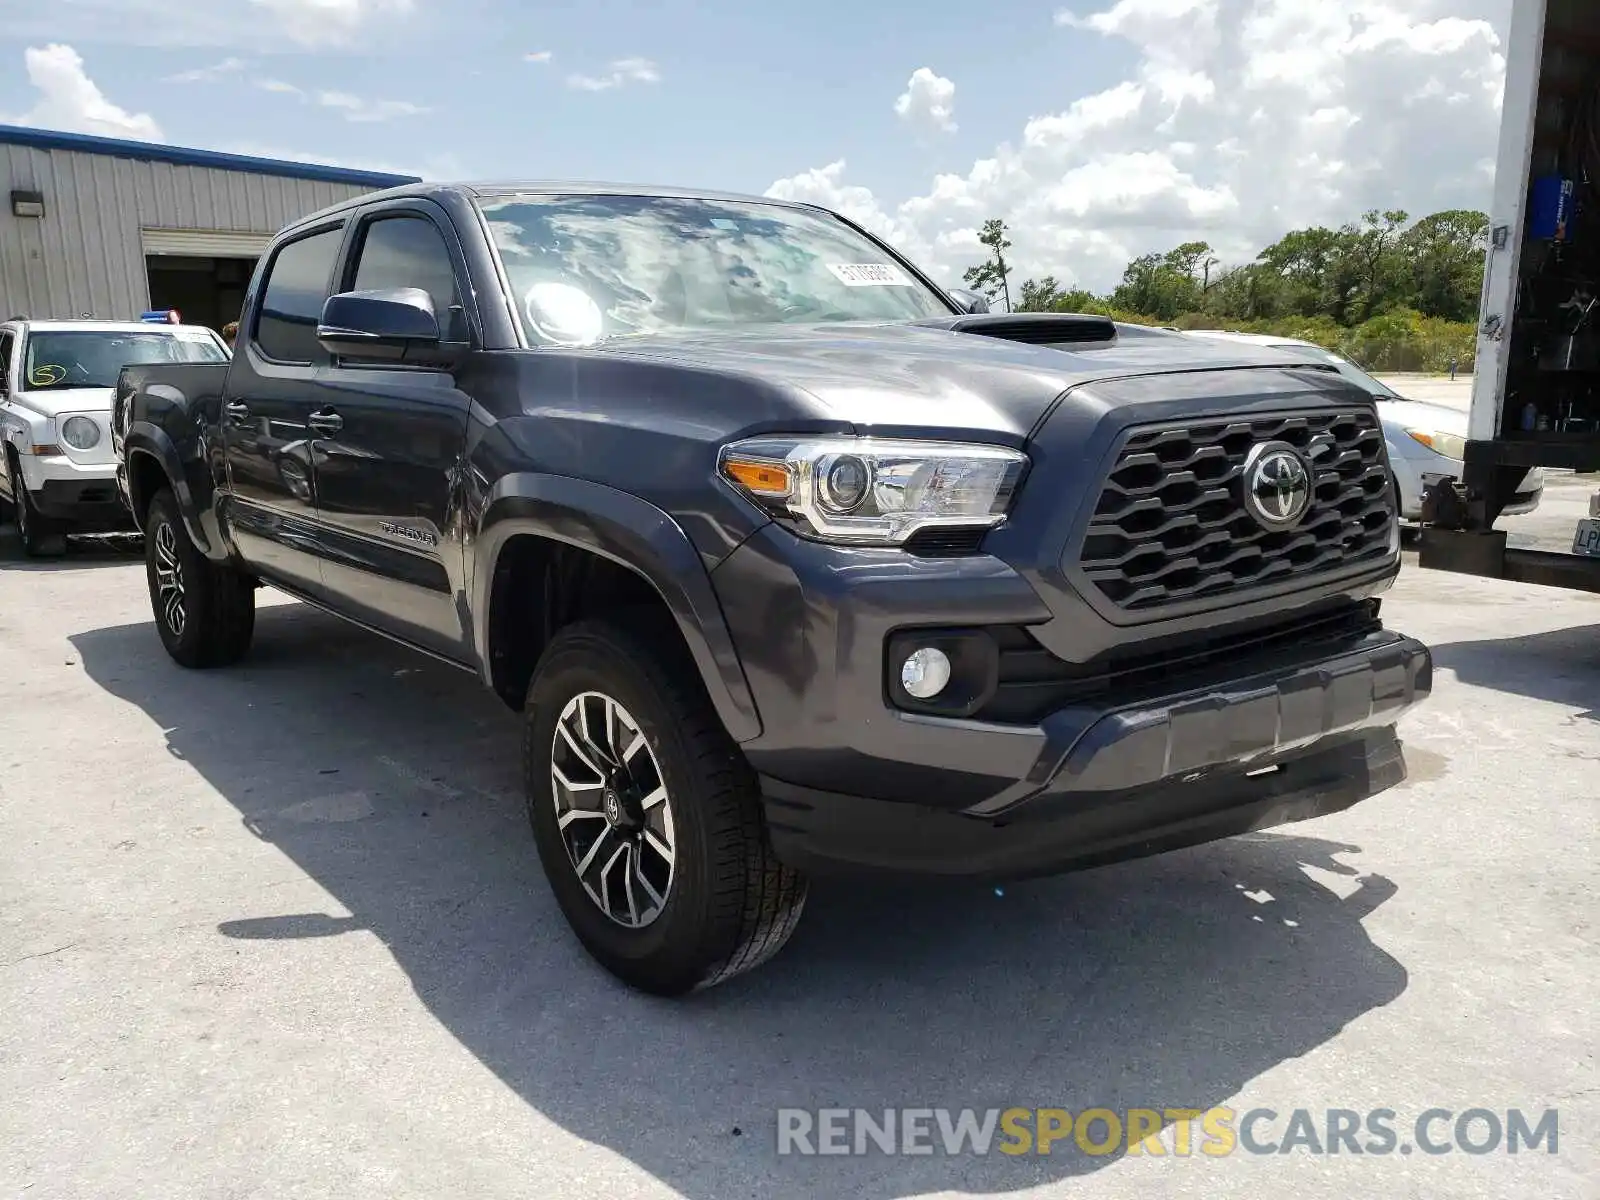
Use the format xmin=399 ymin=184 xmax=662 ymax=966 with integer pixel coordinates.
xmin=144 ymin=487 xmax=255 ymax=668
xmin=524 ymin=614 xmax=808 ymax=995
xmin=5 ymin=449 xmax=66 ymax=557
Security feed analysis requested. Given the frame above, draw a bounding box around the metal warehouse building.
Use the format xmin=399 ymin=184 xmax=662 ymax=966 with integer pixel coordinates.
xmin=0 ymin=124 xmax=419 ymax=331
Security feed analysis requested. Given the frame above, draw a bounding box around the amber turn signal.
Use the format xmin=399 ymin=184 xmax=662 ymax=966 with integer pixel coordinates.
xmin=722 ymin=456 xmax=794 ymax=498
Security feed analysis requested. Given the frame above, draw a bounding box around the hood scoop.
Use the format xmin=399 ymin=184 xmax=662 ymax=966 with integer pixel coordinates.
xmin=920 ymin=312 xmax=1119 ymax=347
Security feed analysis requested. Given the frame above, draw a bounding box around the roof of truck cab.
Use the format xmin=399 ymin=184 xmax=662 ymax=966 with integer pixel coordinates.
xmin=285 ymin=180 xmax=824 ymax=231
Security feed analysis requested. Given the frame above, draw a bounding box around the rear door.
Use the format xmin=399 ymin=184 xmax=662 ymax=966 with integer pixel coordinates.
xmin=221 ymin=221 xmax=346 ymax=595
xmin=302 ymin=200 xmax=478 ymax=662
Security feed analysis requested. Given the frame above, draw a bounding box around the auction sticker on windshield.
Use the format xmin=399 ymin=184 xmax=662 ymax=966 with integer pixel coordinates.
xmin=827 ymin=262 xmax=911 ymax=287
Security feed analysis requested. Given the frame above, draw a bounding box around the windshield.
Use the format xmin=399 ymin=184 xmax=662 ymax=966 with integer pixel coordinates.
xmin=1269 ymin=343 xmax=1402 ymax=399
xmin=23 ymin=330 xmax=228 ymax=390
xmin=479 ymin=194 xmax=953 ymax=346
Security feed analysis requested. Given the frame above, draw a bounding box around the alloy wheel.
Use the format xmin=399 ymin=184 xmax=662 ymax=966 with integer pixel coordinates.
xmin=550 ymin=691 xmax=676 ymax=929
xmin=153 ymin=521 xmax=187 ymax=637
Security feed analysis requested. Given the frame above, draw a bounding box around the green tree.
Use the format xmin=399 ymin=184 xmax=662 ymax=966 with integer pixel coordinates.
xmin=1109 ymin=241 xmax=1212 ymax=320
xmin=1345 ymin=208 xmax=1410 ymax=320
xmin=963 ymin=218 xmax=1015 ymax=312
xmin=1397 ymin=209 xmax=1489 ymax=321
xmin=1016 ymin=275 xmax=1100 ymax=313
xmin=1256 ymin=226 xmax=1346 ymax=316
xmin=984 ymin=206 xmax=1485 ymax=371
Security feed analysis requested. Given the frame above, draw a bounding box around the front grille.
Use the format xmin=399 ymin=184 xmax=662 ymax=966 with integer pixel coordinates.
xmin=1078 ymin=410 xmax=1395 ymax=612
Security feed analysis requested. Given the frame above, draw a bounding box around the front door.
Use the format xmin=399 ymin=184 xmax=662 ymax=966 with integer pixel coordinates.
xmin=220 ymin=222 xmax=347 ymax=595
xmin=304 ymin=205 xmax=476 ymax=662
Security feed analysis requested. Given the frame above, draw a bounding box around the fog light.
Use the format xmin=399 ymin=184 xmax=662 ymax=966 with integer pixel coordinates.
xmin=900 ymin=647 xmax=952 ymax=700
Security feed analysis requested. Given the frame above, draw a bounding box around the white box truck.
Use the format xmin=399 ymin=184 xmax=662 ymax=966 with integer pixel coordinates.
xmin=1420 ymin=0 xmax=1600 ymax=592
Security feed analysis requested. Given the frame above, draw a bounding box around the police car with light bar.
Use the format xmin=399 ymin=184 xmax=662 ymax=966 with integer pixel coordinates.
xmin=0 ymin=313 xmax=229 ymax=555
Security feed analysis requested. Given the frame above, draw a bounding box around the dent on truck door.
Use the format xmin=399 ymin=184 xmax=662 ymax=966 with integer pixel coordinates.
xmin=220 ymin=224 xmax=344 ymax=596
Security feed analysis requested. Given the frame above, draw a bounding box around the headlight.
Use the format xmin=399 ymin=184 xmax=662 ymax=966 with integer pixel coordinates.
xmin=60 ymin=416 xmax=101 ymax=451
xmin=719 ymin=436 xmax=1028 ymax=545
xmin=1405 ymin=429 xmax=1466 ymax=460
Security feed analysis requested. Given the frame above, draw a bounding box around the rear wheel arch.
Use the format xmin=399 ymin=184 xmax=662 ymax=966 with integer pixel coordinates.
xmin=120 ymin=424 xmax=217 ymax=556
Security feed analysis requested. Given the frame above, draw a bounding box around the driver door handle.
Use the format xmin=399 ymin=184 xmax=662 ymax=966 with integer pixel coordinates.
xmin=307 ymin=408 xmax=344 ymax=436
xmin=223 ymin=400 xmax=251 ymax=420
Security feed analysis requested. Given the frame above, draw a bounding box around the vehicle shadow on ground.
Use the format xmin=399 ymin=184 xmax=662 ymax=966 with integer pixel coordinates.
xmin=0 ymin=527 xmax=143 ymax=570
xmin=1431 ymin=624 xmax=1600 ymax=718
xmin=72 ymin=605 xmax=1410 ymax=1197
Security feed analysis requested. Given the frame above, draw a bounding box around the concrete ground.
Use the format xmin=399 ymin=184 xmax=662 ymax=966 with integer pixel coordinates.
xmin=3 ymin=429 xmax=1597 ymax=1198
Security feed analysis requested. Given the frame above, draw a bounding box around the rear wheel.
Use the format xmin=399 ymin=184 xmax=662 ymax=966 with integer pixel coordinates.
xmin=5 ymin=449 xmax=66 ymax=557
xmin=524 ymin=614 xmax=808 ymax=995
xmin=144 ymin=488 xmax=255 ymax=667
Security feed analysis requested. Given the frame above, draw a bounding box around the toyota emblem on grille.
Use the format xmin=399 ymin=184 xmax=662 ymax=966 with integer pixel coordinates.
xmin=1242 ymin=442 xmax=1312 ymax=529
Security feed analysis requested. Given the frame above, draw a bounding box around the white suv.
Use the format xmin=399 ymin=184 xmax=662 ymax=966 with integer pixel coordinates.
xmin=0 ymin=318 xmax=229 ymax=556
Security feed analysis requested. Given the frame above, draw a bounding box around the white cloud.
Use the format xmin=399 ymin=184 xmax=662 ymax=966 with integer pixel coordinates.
xmin=524 ymin=50 xmax=554 ymax=64
xmin=3 ymin=43 xmax=163 ymax=141
xmin=248 ymin=0 xmax=414 ymax=47
xmin=254 ymin=78 xmax=427 ymax=122
xmin=894 ymin=67 xmax=957 ymax=135
xmin=566 ymin=57 xmax=661 ymax=92
xmin=316 ymin=90 xmax=429 ymax=122
xmin=770 ymin=0 xmax=1511 ymax=292
xmin=164 ymin=56 xmax=248 ymax=84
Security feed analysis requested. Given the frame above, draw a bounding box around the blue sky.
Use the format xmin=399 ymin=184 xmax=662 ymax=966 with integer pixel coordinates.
xmin=0 ymin=0 xmax=1514 ymax=291
xmin=0 ymin=0 xmax=1134 ymax=191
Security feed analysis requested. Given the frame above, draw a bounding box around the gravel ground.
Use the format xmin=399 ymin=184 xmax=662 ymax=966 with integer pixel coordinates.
xmin=1 ymin=454 xmax=1595 ymax=1199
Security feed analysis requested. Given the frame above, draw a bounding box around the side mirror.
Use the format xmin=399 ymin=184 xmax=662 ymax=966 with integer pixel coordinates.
xmin=947 ymin=288 xmax=991 ymax=315
xmin=317 ymin=288 xmax=446 ymax=363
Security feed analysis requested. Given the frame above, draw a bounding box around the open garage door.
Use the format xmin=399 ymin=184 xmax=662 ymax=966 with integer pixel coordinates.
xmin=141 ymin=229 xmax=275 ymax=259
xmin=142 ymin=229 xmax=271 ymax=331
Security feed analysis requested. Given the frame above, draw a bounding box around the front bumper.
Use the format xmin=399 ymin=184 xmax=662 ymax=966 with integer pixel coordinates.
xmin=759 ymin=631 xmax=1429 ymax=878
xmin=29 ymin=468 xmax=133 ymax=530
xmin=711 ymin=524 xmax=1428 ymax=880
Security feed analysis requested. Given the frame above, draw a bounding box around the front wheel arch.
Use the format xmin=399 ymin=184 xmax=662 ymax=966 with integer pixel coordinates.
xmin=474 ymin=474 xmax=763 ymax=743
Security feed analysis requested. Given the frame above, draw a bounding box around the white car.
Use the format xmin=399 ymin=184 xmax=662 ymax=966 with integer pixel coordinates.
xmin=0 ymin=318 xmax=230 ymax=555
xmin=1179 ymin=329 xmax=1544 ymax=523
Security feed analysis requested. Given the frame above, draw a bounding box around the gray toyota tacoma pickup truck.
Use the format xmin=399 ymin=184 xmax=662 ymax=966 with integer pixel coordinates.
xmin=112 ymin=182 xmax=1432 ymax=994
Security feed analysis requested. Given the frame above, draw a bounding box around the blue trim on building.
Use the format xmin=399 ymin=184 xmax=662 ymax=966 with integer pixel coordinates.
xmin=0 ymin=123 xmax=420 ymax=189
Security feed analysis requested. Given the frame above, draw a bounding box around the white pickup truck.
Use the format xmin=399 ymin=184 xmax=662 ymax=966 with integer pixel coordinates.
xmin=0 ymin=318 xmax=229 ymax=556
xmin=1419 ymin=0 xmax=1600 ymax=592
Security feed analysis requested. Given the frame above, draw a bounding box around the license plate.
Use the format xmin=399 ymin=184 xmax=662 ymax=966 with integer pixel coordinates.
xmin=1574 ymin=518 xmax=1600 ymax=557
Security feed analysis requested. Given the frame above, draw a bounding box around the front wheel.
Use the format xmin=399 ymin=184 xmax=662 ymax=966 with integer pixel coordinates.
xmin=144 ymin=488 xmax=256 ymax=668
xmin=4 ymin=449 xmax=66 ymax=557
xmin=524 ymin=615 xmax=808 ymax=995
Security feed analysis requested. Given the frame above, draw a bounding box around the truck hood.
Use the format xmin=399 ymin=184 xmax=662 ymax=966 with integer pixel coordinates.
xmin=597 ymin=319 xmax=1315 ymax=439
xmin=9 ymin=386 xmax=114 ymax=418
